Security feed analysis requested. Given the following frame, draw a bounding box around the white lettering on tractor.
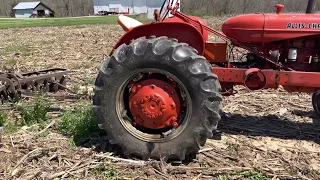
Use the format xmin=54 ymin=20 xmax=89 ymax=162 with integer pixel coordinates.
xmin=287 ymin=22 xmax=320 ymax=29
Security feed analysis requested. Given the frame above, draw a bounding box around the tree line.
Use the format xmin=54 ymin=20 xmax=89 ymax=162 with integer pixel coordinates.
xmin=1 ymin=0 xmax=320 ymax=17
xmin=0 ymin=0 xmax=93 ymax=17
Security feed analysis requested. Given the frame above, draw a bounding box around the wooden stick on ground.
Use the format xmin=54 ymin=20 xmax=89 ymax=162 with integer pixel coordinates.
xmin=94 ymin=154 xmax=146 ymax=166
xmin=61 ymin=161 xmax=82 ymax=178
xmin=38 ymin=120 xmax=56 ymax=135
xmin=168 ymin=166 xmax=253 ymax=171
xmin=192 ymin=173 xmax=202 ymax=180
xmin=11 ymin=148 xmax=42 ymax=176
xmin=198 ymin=148 xmax=214 ymax=153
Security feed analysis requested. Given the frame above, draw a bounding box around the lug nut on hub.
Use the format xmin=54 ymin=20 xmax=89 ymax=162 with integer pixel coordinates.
xmin=133 ymin=101 xmax=137 ymax=107
xmin=172 ymin=122 xmax=178 ymax=128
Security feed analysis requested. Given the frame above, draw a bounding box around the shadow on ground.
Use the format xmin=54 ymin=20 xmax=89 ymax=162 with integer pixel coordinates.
xmin=73 ymin=131 xmax=124 ymax=156
xmin=71 ymin=109 xmax=320 ymax=164
xmin=216 ymin=111 xmax=320 ymax=143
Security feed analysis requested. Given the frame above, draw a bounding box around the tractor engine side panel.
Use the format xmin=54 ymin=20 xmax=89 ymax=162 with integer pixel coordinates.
xmin=110 ymin=22 xmax=205 ymax=56
xmin=277 ymin=35 xmax=320 ymax=72
xmin=264 ymin=14 xmax=320 ymax=43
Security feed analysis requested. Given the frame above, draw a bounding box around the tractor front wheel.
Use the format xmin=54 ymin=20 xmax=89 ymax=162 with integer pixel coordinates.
xmin=93 ymin=36 xmax=222 ymax=161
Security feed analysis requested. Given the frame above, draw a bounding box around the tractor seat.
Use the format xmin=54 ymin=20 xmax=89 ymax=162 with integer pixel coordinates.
xmin=118 ymin=15 xmax=143 ymax=32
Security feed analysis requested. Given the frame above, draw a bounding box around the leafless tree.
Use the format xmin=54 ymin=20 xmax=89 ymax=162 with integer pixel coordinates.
xmin=0 ymin=0 xmax=320 ymax=17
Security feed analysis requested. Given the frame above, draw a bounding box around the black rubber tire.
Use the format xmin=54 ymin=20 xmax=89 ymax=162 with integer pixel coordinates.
xmin=312 ymin=91 xmax=320 ymax=126
xmin=93 ymin=36 xmax=222 ymax=161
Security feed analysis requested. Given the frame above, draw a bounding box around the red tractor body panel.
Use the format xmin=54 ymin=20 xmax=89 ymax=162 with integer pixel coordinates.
xmin=222 ymin=13 xmax=320 ymax=45
xmin=163 ymin=16 xmax=209 ymax=41
xmin=110 ymin=21 xmax=205 ymax=56
xmin=204 ymin=42 xmax=228 ymax=63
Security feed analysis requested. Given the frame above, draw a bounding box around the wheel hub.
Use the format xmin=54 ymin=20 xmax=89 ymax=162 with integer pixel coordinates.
xmin=141 ymin=94 xmax=165 ymax=119
xmin=129 ymin=79 xmax=181 ymax=129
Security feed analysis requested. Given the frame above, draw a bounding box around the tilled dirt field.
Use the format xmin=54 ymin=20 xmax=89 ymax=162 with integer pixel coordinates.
xmin=1 ymin=21 xmax=320 ymax=180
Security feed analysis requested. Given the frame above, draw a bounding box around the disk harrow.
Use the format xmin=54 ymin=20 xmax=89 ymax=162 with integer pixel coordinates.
xmin=0 ymin=68 xmax=70 ymax=103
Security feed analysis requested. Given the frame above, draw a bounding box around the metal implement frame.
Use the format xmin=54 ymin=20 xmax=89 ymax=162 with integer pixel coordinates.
xmin=0 ymin=68 xmax=70 ymax=102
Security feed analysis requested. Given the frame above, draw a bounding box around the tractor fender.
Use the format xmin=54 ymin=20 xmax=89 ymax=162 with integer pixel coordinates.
xmin=110 ymin=22 xmax=205 ymax=56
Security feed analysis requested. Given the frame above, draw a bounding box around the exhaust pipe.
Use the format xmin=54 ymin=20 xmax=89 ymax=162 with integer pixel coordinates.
xmin=306 ymin=0 xmax=316 ymax=14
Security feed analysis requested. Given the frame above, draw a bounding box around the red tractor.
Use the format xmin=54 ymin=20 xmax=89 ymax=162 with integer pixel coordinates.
xmin=93 ymin=0 xmax=320 ymax=161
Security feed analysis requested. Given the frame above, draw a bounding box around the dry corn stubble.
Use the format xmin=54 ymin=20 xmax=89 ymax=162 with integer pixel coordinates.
xmin=0 ymin=19 xmax=319 ymax=179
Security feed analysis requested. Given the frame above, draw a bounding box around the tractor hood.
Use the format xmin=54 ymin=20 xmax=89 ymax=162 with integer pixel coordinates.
xmin=222 ymin=13 xmax=320 ymax=45
xmin=222 ymin=14 xmax=265 ymax=44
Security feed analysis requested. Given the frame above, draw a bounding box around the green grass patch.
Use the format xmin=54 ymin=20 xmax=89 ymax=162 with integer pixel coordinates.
xmin=18 ymin=95 xmax=51 ymax=126
xmin=0 ymin=16 xmax=151 ymax=29
xmin=73 ymin=61 xmax=95 ymax=70
xmin=0 ymin=111 xmax=18 ymax=133
xmin=3 ymin=121 xmax=19 ymax=133
xmin=70 ymin=84 xmax=81 ymax=94
xmin=4 ymin=58 xmax=18 ymax=67
xmin=231 ymin=170 xmax=269 ymax=180
xmin=217 ymin=175 xmax=228 ymax=180
xmin=57 ymin=104 xmax=102 ymax=142
xmin=39 ymin=40 xmax=55 ymax=45
xmin=39 ymin=129 xmax=50 ymax=137
xmin=89 ymin=163 xmax=118 ymax=179
xmin=84 ymin=77 xmax=96 ymax=86
xmin=226 ymin=140 xmax=240 ymax=156
xmin=1 ymin=45 xmax=30 ymax=56
xmin=0 ymin=112 xmax=5 ymax=127
xmin=0 ymin=94 xmax=52 ymax=133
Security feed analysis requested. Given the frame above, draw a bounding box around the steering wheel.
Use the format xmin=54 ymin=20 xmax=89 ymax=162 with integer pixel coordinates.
xmin=159 ymin=0 xmax=174 ymax=21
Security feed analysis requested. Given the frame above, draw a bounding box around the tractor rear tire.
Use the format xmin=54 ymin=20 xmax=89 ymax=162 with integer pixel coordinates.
xmin=93 ymin=36 xmax=222 ymax=161
xmin=312 ymin=90 xmax=320 ymax=126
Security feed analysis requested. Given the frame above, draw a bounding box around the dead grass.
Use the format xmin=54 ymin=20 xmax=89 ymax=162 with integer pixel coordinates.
xmin=0 ymin=19 xmax=319 ymax=179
